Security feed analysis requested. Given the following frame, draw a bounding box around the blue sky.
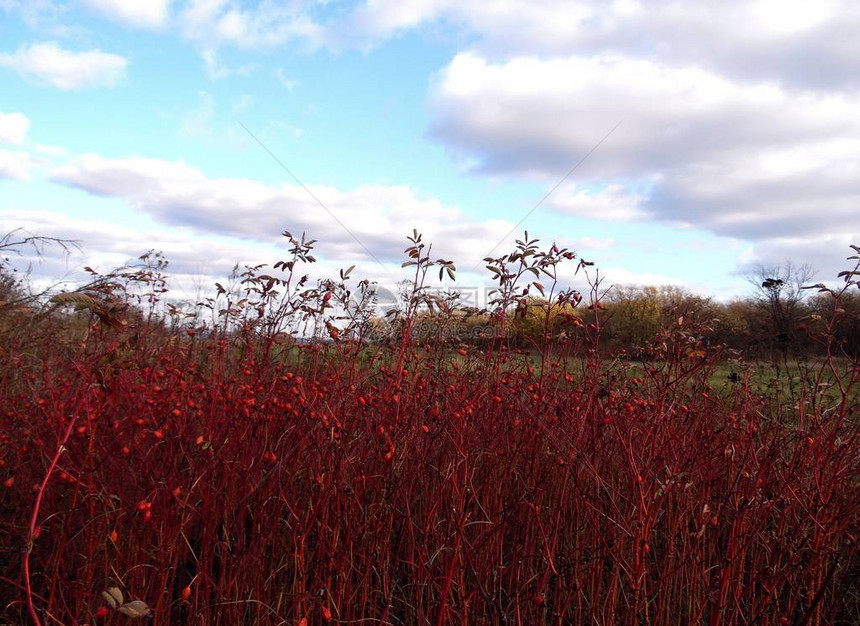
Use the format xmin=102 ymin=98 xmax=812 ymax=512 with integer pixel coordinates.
xmin=1 ymin=0 xmax=857 ymax=303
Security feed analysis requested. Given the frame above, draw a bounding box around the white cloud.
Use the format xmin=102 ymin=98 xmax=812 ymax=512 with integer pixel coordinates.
xmin=745 ymin=0 xmax=837 ymax=36
xmin=51 ymin=154 xmax=205 ymax=197
xmin=427 ymin=52 xmax=860 ymax=278
xmin=3 ymin=0 xmax=856 ymax=292
xmin=333 ymin=0 xmax=860 ymax=90
xmin=82 ymin=0 xmax=172 ymax=28
xmin=0 ymin=149 xmax=36 ymax=180
xmin=0 ymin=208 xmax=491 ymax=314
xmin=429 ymin=52 xmax=819 ymax=177
xmin=0 ymin=41 xmax=127 ymax=90
xmin=0 ymin=206 xmax=698 ymax=312
xmin=6 ymin=0 xmax=858 ymax=95
xmin=549 ymin=183 xmax=648 ymax=222
xmin=178 ymin=0 xmax=324 ymax=50
xmin=48 ymin=153 xmax=520 ymax=277
xmin=0 ymin=112 xmax=29 ymax=145
xmin=0 ymin=208 xmax=291 ymax=298
xmin=47 ymin=150 xmax=851 ymax=295
xmin=335 ymin=0 xmax=455 ymax=46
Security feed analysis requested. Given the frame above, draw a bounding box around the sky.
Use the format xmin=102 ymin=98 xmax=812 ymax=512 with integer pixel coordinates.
xmin=1 ymin=0 xmax=858 ymax=306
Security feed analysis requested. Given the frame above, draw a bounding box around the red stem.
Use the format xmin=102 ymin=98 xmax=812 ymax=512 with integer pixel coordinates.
xmin=23 ymin=414 xmax=77 ymax=626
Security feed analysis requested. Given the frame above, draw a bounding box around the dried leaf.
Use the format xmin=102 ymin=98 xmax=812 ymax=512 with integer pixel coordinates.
xmin=108 ymin=587 xmax=124 ymax=606
xmin=118 ymin=600 xmax=150 ymax=618
xmin=101 ymin=592 xmax=117 ymax=609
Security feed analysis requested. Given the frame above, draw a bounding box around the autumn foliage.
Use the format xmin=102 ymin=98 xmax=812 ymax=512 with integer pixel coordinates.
xmin=0 ymin=233 xmax=858 ymax=625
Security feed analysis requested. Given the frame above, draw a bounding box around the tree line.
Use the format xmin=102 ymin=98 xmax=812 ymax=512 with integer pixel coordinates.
xmin=401 ymin=263 xmax=860 ymax=360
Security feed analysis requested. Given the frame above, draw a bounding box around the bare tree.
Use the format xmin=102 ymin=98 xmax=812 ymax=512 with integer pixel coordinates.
xmin=746 ymin=260 xmax=816 ymax=359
